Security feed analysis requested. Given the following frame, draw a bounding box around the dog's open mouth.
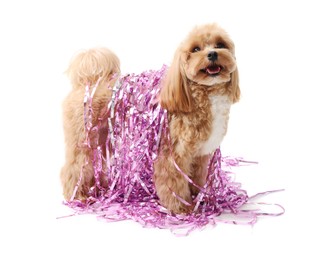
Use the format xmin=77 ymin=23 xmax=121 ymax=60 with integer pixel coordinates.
xmin=201 ymin=65 xmax=223 ymax=76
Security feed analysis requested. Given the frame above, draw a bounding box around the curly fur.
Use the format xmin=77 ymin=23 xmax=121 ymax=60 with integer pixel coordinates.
xmin=61 ymin=23 xmax=240 ymax=213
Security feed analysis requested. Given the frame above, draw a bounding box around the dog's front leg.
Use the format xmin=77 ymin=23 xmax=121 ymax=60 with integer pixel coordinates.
xmin=190 ymin=155 xmax=210 ymax=196
xmin=154 ymin=154 xmax=193 ymax=214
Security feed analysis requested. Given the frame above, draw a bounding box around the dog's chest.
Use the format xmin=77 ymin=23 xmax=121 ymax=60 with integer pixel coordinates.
xmin=199 ymin=95 xmax=231 ymax=155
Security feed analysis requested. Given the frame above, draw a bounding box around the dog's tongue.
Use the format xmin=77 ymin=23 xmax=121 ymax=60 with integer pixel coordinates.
xmin=206 ymin=65 xmax=221 ymax=75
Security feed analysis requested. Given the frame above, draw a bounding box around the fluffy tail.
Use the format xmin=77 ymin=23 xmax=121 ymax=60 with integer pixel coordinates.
xmin=66 ymin=47 xmax=120 ymax=89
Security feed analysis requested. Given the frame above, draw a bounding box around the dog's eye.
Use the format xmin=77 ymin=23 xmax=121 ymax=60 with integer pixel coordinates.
xmin=215 ymin=42 xmax=226 ymax=49
xmin=192 ymin=46 xmax=201 ymax=53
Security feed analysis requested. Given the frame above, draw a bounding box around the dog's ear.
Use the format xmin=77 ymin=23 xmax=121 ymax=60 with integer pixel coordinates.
xmin=160 ymin=49 xmax=193 ymax=113
xmin=229 ymin=66 xmax=240 ymax=103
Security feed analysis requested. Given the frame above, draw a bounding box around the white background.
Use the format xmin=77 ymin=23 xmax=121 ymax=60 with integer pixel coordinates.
xmin=1 ymin=0 xmax=326 ymax=259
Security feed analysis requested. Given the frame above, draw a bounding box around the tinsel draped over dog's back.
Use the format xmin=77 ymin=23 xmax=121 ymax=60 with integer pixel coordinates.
xmin=65 ymin=66 xmax=279 ymax=234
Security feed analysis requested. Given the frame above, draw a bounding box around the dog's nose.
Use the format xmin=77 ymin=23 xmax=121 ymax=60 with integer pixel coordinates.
xmin=207 ymin=51 xmax=218 ymax=61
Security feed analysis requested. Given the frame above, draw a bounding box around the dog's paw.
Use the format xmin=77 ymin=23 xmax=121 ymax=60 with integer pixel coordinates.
xmin=163 ymin=196 xmax=193 ymax=215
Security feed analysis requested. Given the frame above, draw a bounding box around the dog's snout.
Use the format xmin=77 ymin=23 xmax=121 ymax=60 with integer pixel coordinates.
xmin=207 ymin=51 xmax=218 ymax=61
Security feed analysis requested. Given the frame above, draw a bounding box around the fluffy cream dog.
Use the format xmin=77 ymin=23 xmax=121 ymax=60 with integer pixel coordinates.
xmin=61 ymin=23 xmax=240 ymax=214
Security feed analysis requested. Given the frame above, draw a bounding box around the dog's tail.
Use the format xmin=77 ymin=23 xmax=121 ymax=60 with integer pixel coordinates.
xmin=66 ymin=47 xmax=120 ymax=89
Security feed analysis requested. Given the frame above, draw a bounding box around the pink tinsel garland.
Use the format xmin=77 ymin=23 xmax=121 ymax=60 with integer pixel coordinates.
xmin=64 ymin=65 xmax=284 ymax=235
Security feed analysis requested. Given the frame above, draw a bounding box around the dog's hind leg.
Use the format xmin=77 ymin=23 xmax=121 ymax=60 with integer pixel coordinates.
xmin=61 ymin=48 xmax=120 ymax=201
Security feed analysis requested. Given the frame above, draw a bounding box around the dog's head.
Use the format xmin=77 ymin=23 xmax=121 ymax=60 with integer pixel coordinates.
xmin=160 ymin=23 xmax=240 ymax=112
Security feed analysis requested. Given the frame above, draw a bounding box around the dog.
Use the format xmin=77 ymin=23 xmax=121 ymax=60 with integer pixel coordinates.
xmin=61 ymin=23 xmax=240 ymax=214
